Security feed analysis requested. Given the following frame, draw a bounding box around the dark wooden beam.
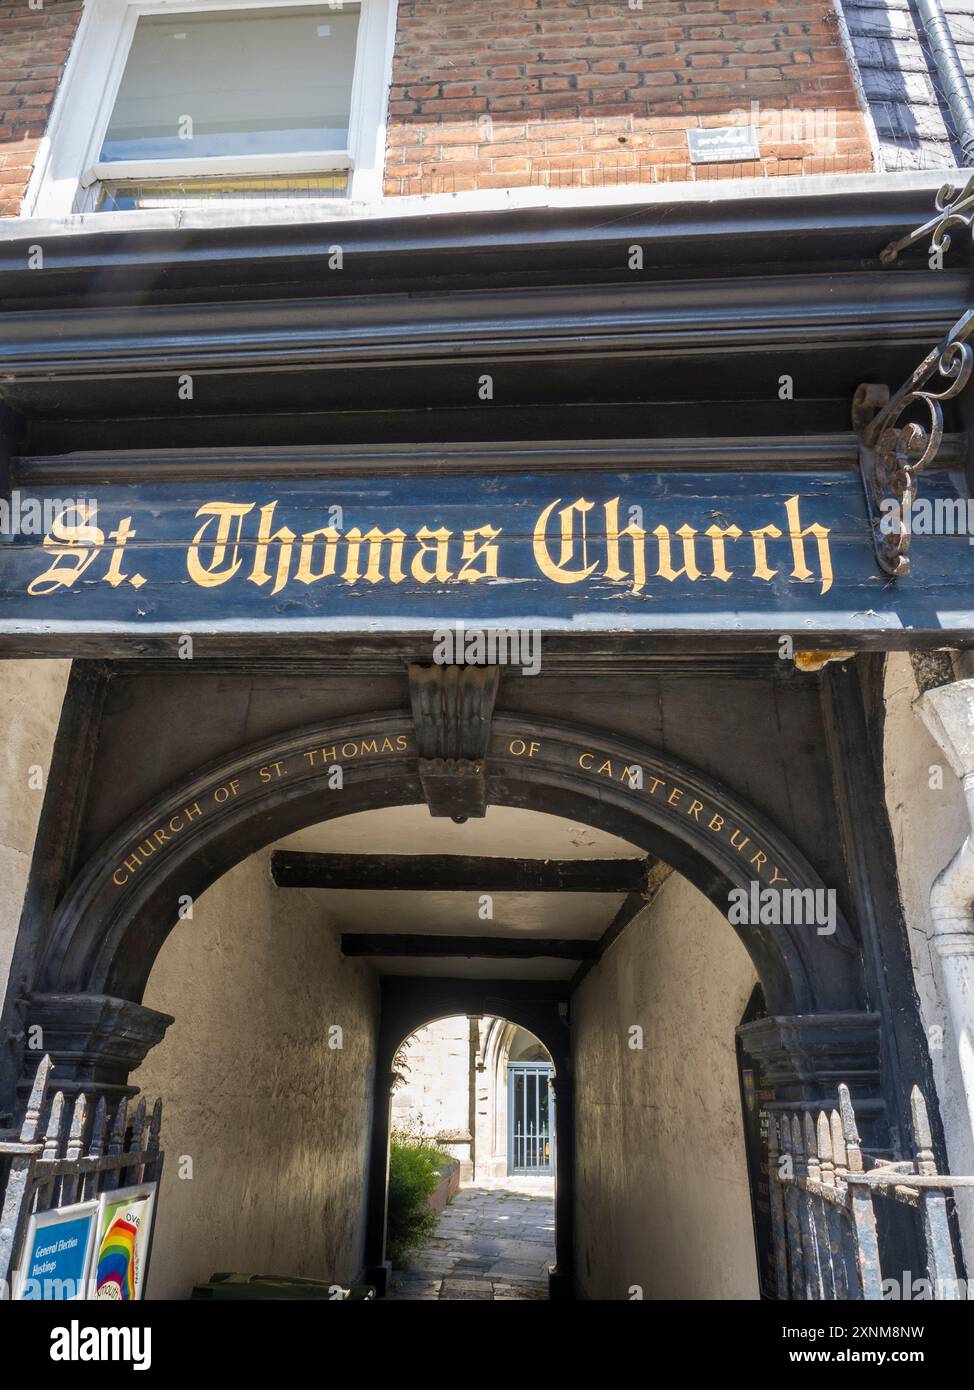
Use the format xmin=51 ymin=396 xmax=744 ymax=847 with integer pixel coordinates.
xmin=272 ymin=851 xmax=648 ymax=892
xmin=341 ymin=934 xmax=599 ymax=960
xmin=570 ymin=861 xmax=674 ymax=990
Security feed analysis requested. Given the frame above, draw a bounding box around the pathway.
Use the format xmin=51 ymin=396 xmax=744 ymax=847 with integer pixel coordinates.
xmin=386 ymin=1176 xmax=555 ymax=1301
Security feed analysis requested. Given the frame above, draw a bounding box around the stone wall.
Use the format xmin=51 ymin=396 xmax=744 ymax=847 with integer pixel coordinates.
xmin=392 ymin=1014 xmax=475 ymax=1176
xmin=0 ymin=660 xmax=70 ymax=1001
xmin=882 ymin=650 xmax=974 ymax=1260
xmin=132 ymin=849 xmax=379 ymax=1299
xmin=573 ymin=870 xmax=760 ymax=1300
xmin=393 ymin=1015 xmax=553 ymax=1180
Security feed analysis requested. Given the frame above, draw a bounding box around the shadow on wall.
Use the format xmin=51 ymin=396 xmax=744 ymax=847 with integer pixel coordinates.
xmin=842 ymin=0 xmax=970 ymax=168
xmin=572 ymin=869 xmax=761 ymax=1301
xmin=131 ymin=848 xmax=379 ymax=1299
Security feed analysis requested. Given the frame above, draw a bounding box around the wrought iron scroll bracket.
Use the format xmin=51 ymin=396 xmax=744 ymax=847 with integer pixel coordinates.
xmin=854 ymin=308 xmax=974 ymax=577
xmin=879 ymin=173 xmax=974 ymax=266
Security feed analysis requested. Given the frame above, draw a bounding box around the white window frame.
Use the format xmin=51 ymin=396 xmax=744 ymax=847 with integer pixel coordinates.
xmin=24 ymin=0 xmax=397 ymax=217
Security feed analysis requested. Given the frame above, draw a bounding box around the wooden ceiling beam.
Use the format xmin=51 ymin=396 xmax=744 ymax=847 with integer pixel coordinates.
xmin=341 ymin=934 xmax=599 ymax=960
xmin=271 ymin=851 xmax=650 ymax=893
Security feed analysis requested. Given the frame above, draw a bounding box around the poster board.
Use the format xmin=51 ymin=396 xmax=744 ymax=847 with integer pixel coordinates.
xmin=14 ymin=1199 xmax=99 ymax=1300
xmin=90 ymin=1183 xmax=158 ymax=1301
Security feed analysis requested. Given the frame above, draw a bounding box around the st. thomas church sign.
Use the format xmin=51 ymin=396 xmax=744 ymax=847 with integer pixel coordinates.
xmin=0 ymin=468 xmax=971 ymax=643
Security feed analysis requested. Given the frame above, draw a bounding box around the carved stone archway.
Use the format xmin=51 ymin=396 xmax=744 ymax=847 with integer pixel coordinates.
xmin=15 ymin=708 xmax=883 ymax=1297
xmin=36 ymin=711 xmax=864 ymax=1016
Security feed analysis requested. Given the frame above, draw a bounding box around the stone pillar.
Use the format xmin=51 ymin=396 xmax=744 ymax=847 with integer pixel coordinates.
xmin=914 ymin=678 xmax=974 ymax=1183
xmin=18 ymin=992 xmax=173 ymax=1110
xmin=736 ymin=1011 xmax=883 ymax=1138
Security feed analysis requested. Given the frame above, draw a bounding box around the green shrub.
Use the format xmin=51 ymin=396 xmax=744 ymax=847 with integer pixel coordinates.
xmin=386 ymin=1135 xmax=451 ymax=1268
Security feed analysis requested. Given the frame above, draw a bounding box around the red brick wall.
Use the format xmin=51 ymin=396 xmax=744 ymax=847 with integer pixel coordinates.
xmin=384 ymin=0 xmax=874 ymax=196
xmin=0 ymin=0 xmax=874 ymax=217
xmin=0 ymin=0 xmax=82 ymax=216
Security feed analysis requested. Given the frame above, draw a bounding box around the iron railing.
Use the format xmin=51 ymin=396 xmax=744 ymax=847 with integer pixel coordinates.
xmin=0 ymin=1055 xmax=163 ymax=1300
xmin=768 ymin=1083 xmax=971 ymax=1300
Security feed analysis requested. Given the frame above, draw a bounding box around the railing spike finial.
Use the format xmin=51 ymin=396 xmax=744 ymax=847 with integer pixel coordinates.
xmin=803 ymin=1112 xmax=822 ymax=1181
xmin=33 ymin=1091 xmax=67 ymax=1215
xmin=817 ymin=1111 xmax=835 ymax=1185
xmin=130 ymin=1096 xmax=147 ymax=1140
xmin=830 ymin=1108 xmax=848 ymax=1177
xmin=83 ymin=1096 xmax=109 ymax=1202
xmin=767 ymin=1112 xmax=780 ymax=1159
xmin=42 ymin=1091 xmax=65 ymax=1153
xmin=108 ymin=1098 xmax=128 ymax=1151
xmin=19 ymin=1053 xmax=54 ymax=1144
xmin=89 ymin=1096 xmax=107 ymax=1156
xmin=60 ymin=1093 xmax=89 ymax=1208
xmin=838 ymin=1084 xmax=866 ymax=1175
xmin=791 ymin=1114 xmax=806 ymax=1174
xmin=68 ymin=1091 xmax=88 ymax=1142
xmin=910 ymin=1085 xmax=938 ymax=1174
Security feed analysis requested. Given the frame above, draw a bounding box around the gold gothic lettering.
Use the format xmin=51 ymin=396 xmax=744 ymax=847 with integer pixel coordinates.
xmin=29 ymin=495 xmax=836 ymax=600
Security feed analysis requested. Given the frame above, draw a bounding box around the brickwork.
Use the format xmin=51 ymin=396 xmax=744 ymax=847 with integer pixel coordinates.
xmin=0 ymin=0 xmax=82 ymax=216
xmin=384 ymin=0 xmax=875 ymax=196
xmin=0 ymin=0 xmax=881 ymax=218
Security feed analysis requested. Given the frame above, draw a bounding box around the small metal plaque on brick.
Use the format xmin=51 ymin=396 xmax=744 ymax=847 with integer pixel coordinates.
xmin=687 ymin=125 xmax=761 ymax=163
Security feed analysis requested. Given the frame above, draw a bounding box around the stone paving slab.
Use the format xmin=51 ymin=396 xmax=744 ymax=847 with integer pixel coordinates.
xmin=386 ymin=1177 xmax=555 ymax=1302
xmin=439 ymin=1279 xmax=495 ymax=1301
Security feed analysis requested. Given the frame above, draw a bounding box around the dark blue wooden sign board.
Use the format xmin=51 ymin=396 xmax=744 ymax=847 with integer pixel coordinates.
xmin=0 ymin=469 xmax=971 ymax=640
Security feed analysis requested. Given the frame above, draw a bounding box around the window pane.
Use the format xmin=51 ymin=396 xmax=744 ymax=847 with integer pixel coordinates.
xmin=100 ymin=5 xmax=361 ymax=162
xmin=98 ymin=172 xmax=349 ymax=211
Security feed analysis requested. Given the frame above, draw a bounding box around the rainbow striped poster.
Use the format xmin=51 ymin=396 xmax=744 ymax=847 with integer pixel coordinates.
xmin=91 ymin=1183 xmax=157 ymax=1301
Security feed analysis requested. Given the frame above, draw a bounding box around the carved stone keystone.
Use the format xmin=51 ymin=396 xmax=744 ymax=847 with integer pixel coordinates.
xmin=408 ymin=664 xmax=500 ymax=819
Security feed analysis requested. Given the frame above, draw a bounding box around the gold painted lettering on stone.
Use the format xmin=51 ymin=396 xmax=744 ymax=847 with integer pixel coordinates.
xmin=110 ymin=737 xmax=412 ymax=889
xmin=570 ymin=748 xmax=789 ymax=886
xmin=111 ymin=800 xmax=204 ymax=885
xmin=510 ymin=739 xmax=541 ymax=757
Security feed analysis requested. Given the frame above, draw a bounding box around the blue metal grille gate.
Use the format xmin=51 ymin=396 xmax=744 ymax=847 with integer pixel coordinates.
xmin=508 ymin=1063 xmax=555 ymax=1176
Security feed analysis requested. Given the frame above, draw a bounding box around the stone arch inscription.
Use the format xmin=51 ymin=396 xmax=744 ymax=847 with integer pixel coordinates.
xmin=39 ymin=713 xmax=863 ymax=1016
